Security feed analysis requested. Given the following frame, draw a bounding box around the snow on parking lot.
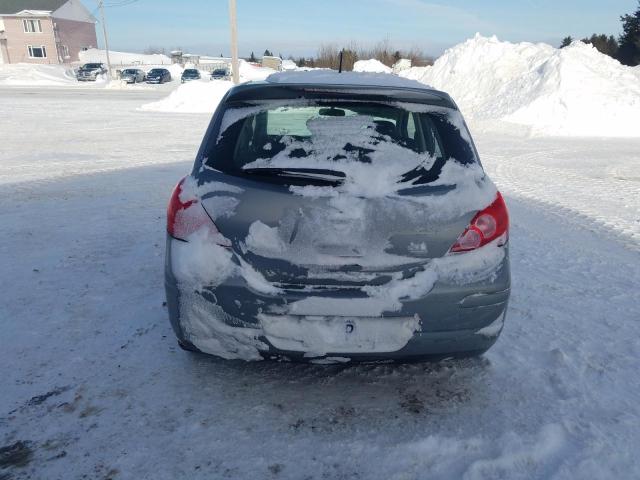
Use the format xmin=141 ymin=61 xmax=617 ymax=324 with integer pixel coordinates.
xmin=1 ymin=87 xmax=639 ymax=479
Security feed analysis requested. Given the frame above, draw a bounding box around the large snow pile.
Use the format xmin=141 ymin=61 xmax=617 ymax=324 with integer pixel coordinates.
xmin=238 ymin=59 xmax=276 ymax=81
xmin=79 ymin=48 xmax=172 ymax=66
xmin=353 ymin=58 xmax=393 ymax=74
xmin=281 ymin=59 xmax=298 ymax=71
xmin=392 ymin=58 xmax=412 ymax=73
xmin=401 ymin=34 xmax=640 ymax=137
xmin=0 ymin=63 xmax=83 ymax=86
xmin=140 ymin=60 xmax=276 ymax=113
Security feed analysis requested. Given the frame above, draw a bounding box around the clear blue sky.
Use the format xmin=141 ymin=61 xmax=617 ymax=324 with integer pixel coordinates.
xmin=95 ymin=0 xmax=638 ymax=57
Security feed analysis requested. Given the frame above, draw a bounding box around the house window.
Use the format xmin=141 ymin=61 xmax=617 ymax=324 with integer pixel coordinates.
xmin=61 ymin=45 xmax=69 ymax=58
xmin=28 ymin=45 xmax=47 ymax=58
xmin=23 ymin=19 xmax=42 ymax=33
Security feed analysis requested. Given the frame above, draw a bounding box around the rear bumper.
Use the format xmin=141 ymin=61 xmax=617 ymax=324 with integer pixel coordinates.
xmin=165 ymin=237 xmax=510 ymax=362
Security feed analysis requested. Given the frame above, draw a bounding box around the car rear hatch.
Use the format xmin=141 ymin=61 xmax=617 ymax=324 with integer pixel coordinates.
xmin=198 ymin=93 xmax=492 ymax=293
xmin=202 ymin=177 xmax=473 ymax=291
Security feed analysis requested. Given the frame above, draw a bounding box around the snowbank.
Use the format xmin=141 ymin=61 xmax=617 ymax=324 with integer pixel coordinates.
xmin=353 ymin=58 xmax=393 ymax=74
xmin=140 ymin=80 xmax=232 ymax=113
xmin=140 ymin=60 xmax=275 ymax=113
xmin=281 ymin=59 xmax=298 ymax=71
xmin=238 ymin=59 xmax=276 ymax=81
xmin=0 ymin=63 xmax=83 ymax=86
xmin=392 ymin=58 xmax=412 ymax=73
xmin=400 ymin=34 xmax=640 ymax=137
xmin=79 ymin=48 xmax=172 ymax=66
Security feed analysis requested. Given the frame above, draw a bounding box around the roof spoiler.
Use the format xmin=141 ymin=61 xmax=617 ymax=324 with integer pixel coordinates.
xmin=224 ymin=83 xmax=457 ymax=109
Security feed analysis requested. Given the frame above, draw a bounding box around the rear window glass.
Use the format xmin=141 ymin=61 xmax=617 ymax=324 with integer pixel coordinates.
xmin=204 ymin=101 xmax=477 ymax=186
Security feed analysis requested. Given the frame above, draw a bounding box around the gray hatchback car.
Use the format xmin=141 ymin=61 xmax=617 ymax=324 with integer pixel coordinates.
xmin=165 ymin=72 xmax=510 ymax=362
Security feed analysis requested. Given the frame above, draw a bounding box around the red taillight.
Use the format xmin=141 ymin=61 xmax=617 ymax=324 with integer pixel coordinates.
xmin=167 ymin=177 xmax=228 ymax=244
xmin=449 ymin=192 xmax=509 ymax=253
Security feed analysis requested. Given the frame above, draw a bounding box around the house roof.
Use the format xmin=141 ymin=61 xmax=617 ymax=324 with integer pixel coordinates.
xmin=0 ymin=0 xmax=68 ymax=15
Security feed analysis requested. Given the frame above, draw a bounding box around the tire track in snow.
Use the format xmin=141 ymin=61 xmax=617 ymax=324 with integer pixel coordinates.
xmin=478 ymin=138 xmax=640 ymax=250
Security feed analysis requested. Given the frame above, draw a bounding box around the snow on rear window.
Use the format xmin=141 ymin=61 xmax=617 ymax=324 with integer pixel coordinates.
xmin=206 ymin=101 xmax=478 ymax=194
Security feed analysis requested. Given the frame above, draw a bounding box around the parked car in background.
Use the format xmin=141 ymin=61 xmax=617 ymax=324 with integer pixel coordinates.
xmin=120 ymin=68 xmax=146 ymax=84
xmin=146 ymin=68 xmax=172 ymax=84
xmin=181 ymin=69 xmax=201 ymax=83
xmin=165 ymin=72 xmax=511 ymax=362
xmin=210 ymin=68 xmax=229 ymax=80
xmin=76 ymin=63 xmax=106 ymax=81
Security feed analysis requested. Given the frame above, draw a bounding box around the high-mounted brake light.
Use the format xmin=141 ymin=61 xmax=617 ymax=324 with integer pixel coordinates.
xmin=449 ymin=192 xmax=509 ymax=253
xmin=167 ymin=177 xmax=229 ymax=246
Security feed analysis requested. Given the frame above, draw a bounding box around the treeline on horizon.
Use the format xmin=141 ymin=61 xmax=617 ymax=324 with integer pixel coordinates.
xmin=246 ymin=39 xmax=435 ymax=71
xmin=560 ymin=1 xmax=640 ymax=66
xmin=292 ymin=39 xmax=434 ymax=70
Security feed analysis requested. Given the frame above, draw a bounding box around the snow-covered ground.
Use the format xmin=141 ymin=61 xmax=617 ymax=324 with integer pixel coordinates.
xmin=1 ymin=86 xmax=639 ymax=479
xmin=0 ymin=63 xmax=83 ymax=87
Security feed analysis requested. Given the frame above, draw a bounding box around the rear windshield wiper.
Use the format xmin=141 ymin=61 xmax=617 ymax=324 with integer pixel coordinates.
xmin=241 ymin=167 xmax=346 ymax=185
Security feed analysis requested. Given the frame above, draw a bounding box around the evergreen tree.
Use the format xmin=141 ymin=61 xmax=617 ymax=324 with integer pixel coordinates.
xmin=560 ymin=36 xmax=573 ymax=48
xmin=249 ymin=51 xmax=256 ymax=62
xmin=581 ymin=34 xmax=619 ymax=58
xmin=263 ymin=49 xmax=273 ymax=57
xmin=617 ymin=1 xmax=640 ymax=66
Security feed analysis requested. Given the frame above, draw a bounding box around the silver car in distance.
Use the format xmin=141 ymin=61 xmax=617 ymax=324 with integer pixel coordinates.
xmin=165 ymin=72 xmax=511 ymax=362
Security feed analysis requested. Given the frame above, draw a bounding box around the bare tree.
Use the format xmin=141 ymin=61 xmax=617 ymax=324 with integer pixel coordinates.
xmin=313 ymin=39 xmax=432 ymax=70
xmin=143 ymin=46 xmax=166 ymax=55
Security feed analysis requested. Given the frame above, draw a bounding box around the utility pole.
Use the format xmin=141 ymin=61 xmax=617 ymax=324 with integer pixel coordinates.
xmin=229 ymin=0 xmax=240 ymax=84
xmin=98 ymin=0 xmax=113 ymax=79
